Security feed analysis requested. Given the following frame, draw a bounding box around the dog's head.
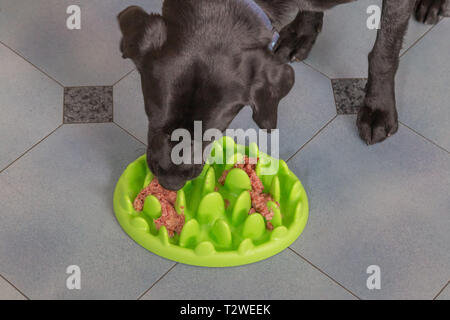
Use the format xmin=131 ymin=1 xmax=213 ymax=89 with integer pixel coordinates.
xmin=118 ymin=6 xmax=294 ymax=190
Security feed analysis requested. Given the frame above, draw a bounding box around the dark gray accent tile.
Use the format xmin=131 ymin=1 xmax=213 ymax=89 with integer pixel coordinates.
xmin=332 ymin=78 xmax=367 ymax=115
xmin=64 ymin=86 xmax=113 ymax=124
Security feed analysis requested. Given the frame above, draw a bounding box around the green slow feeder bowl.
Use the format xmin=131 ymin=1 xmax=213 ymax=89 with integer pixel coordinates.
xmin=113 ymin=137 xmax=308 ymax=267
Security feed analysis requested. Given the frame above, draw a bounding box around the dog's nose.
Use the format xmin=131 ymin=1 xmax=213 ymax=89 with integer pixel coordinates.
xmin=158 ymin=177 xmax=186 ymax=191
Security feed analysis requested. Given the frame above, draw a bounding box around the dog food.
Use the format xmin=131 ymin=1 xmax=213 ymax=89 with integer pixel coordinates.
xmin=220 ymin=156 xmax=279 ymax=229
xmin=134 ymin=178 xmax=185 ymax=237
xmin=218 ymin=170 xmax=229 ymax=185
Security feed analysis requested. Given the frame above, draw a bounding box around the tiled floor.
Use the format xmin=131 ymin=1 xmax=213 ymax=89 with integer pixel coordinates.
xmin=0 ymin=1 xmax=449 ymax=300
xmin=0 ymin=0 xmax=161 ymax=87
xmin=141 ymin=250 xmax=357 ymax=300
xmin=288 ymin=116 xmax=450 ymax=300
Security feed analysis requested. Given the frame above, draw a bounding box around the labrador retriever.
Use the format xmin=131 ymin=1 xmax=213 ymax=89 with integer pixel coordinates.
xmin=118 ymin=0 xmax=449 ymax=190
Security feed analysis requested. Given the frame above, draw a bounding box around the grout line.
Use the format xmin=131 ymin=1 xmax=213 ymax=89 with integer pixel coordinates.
xmin=137 ymin=263 xmax=178 ymax=300
xmin=302 ymin=61 xmax=332 ymax=80
xmin=0 ymin=40 xmax=65 ymax=88
xmin=113 ymin=122 xmax=147 ymax=146
xmin=288 ymin=247 xmax=362 ymax=300
xmin=63 ymin=85 xmax=112 ymax=89
xmin=113 ymin=68 xmax=136 ymax=87
xmin=64 ymin=120 xmax=115 ymax=125
xmin=330 ymin=77 xmax=367 ymax=81
xmin=433 ymin=280 xmax=449 ymax=300
xmin=286 ymin=115 xmax=338 ymax=163
xmin=0 ymin=274 xmax=30 ymax=300
xmin=0 ymin=124 xmax=63 ymax=175
xmin=399 ymin=122 xmax=450 ymax=154
xmin=400 ymin=21 xmax=439 ymax=58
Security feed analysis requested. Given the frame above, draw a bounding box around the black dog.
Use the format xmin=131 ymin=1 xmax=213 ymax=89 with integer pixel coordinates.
xmin=118 ymin=0 xmax=449 ymax=190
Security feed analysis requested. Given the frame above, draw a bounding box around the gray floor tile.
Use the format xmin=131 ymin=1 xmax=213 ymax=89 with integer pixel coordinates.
xmin=0 ymin=124 xmax=174 ymax=299
xmin=0 ymin=0 xmax=161 ymax=86
xmin=397 ymin=19 xmax=450 ymax=151
xmin=229 ymin=63 xmax=336 ymax=160
xmin=114 ymin=70 xmax=147 ymax=144
xmin=0 ymin=43 xmax=62 ymax=172
xmin=288 ymin=116 xmax=450 ymax=300
xmin=305 ymin=0 xmax=434 ymax=78
xmin=436 ymin=283 xmax=450 ymax=300
xmin=141 ymin=249 xmax=356 ymax=300
xmin=0 ymin=276 xmax=26 ymax=300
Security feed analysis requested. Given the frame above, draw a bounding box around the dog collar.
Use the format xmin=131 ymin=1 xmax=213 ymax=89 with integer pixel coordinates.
xmin=240 ymin=0 xmax=280 ymax=51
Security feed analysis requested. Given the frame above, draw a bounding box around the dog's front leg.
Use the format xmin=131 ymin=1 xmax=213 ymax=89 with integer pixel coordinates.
xmin=357 ymin=0 xmax=416 ymax=145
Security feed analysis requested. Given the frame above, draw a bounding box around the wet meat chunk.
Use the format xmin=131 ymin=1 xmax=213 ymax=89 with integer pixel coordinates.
xmin=134 ymin=178 xmax=184 ymax=237
xmin=220 ymin=156 xmax=279 ymax=228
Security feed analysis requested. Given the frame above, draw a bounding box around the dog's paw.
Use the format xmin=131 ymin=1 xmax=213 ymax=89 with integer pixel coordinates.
xmin=415 ymin=0 xmax=449 ymax=24
xmin=273 ymin=27 xmax=316 ymax=63
xmin=357 ymin=106 xmax=399 ymax=145
xmin=273 ymin=12 xmax=323 ymax=63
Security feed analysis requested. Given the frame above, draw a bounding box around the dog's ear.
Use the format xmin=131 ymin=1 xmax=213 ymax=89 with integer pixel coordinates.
xmin=117 ymin=6 xmax=167 ymax=67
xmin=244 ymin=51 xmax=295 ymax=131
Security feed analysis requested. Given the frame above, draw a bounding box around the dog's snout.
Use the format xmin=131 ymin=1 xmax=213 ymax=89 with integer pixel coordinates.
xmin=157 ymin=177 xmax=186 ymax=191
